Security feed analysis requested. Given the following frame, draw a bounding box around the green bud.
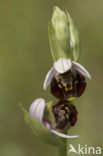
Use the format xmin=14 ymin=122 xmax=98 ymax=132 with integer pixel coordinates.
xmin=48 ymin=6 xmax=72 ymax=61
xmin=48 ymin=6 xmax=80 ymax=62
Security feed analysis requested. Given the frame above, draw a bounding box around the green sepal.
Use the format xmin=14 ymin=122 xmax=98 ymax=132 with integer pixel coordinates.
xmin=20 ymin=104 xmax=65 ymax=147
xmin=66 ymin=11 xmax=81 ymax=61
xmin=48 ymin=7 xmax=73 ymax=62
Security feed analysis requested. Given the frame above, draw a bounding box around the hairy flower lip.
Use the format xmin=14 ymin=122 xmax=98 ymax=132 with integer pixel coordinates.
xmin=50 ymin=69 xmax=87 ymax=100
xmin=43 ymin=58 xmax=91 ymax=90
xmin=52 ymin=100 xmax=78 ymax=131
xmin=29 ymin=98 xmax=78 ymax=139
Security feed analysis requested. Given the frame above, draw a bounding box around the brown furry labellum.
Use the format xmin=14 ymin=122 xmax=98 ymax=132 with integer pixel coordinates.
xmin=52 ymin=100 xmax=78 ymax=131
xmin=51 ymin=70 xmax=86 ymax=100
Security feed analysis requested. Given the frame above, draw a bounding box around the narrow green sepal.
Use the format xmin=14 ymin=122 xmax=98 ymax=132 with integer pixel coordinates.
xmin=20 ymin=104 xmax=65 ymax=147
xmin=66 ymin=11 xmax=81 ymax=61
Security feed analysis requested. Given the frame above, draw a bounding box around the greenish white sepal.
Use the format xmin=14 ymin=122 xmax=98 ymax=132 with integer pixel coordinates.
xmin=67 ymin=11 xmax=80 ymax=61
xmin=43 ymin=67 xmax=57 ymax=90
xmin=54 ymin=58 xmax=72 ymax=73
xmin=72 ymin=61 xmax=91 ymax=79
xmin=30 ymin=98 xmax=45 ymax=122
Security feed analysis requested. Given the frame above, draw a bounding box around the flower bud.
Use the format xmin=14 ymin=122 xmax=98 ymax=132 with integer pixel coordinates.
xmin=51 ymin=7 xmax=70 ymax=49
xmin=48 ymin=7 xmax=72 ymax=61
xmin=48 ymin=6 xmax=80 ymax=62
xmin=52 ymin=100 xmax=78 ymax=131
xmin=51 ymin=69 xmax=86 ymax=100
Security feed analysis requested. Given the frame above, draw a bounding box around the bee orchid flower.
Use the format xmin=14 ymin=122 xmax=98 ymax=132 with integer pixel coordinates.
xmin=43 ymin=58 xmax=91 ymax=100
xmin=30 ymin=98 xmax=78 ymax=139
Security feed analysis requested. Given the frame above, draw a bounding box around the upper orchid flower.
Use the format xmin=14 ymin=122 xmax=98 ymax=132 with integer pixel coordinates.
xmin=30 ymin=98 xmax=78 ymax=139
xmin=44 ymin=58 xmax=91 ymax=100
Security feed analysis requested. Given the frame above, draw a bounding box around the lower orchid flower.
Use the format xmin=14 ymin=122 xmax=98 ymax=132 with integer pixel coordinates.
xmin=52 ymin=100 xmax=78 ymax=131
xmin=30 ymin=98 xmax=78 ymax=139
xmin=44 ymin=58 xmax=91 ymax=100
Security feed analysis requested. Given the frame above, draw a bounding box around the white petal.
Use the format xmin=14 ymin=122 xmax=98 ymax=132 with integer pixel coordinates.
xmin=29 ymin=98 xmax=45 ymax=122
xmin=43 ymin=67 xmax=57 ymax=90
xmin=72 ymin=61 xmax=91 ymax=79
xmin=50 ymin=129 xmax=79 ymax=139
xmin=54 ymin=58 xmax=72 ymax=73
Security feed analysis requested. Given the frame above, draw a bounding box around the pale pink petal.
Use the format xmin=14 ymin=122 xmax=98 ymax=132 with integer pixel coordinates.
xmin=29 ymin=98 xmax=45 ymax=122
xmin=54 ymin=58 xmax=72 ymax=73
xmin=50 ymin=129 xmax=79 ymax=139
xmin=72 ymin=61 xmax=91 ymax=79
xmin=43 ymin=67 xmax=57 ymax=90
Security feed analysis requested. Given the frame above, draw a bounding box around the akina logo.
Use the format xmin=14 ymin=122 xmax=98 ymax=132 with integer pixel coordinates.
xmin=68 ymin=144 xmax=102 ymax=155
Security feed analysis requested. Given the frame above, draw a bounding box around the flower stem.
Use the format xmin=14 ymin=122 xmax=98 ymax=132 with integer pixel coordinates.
xmin=58 ymin=140 xmax=67 ymax=156
xmin=58 ymin=131 xmax=77 ymax=156
xmin=58 ymin=132 xmax=67 ymax=156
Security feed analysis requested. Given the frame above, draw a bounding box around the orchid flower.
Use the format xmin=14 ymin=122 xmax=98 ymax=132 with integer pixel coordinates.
xmin=43 ymin=58 xmax=91 ymax=100
xmin=30 ymin=98 xmax=78 ymax=139
xmin=52 ymin=100 xmax=78 ymax=131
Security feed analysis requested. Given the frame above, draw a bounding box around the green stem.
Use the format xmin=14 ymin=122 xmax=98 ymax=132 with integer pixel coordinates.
xmin=58 ymin=139 xmax=67 ymax=156
xmin=58 ymin=132 xmax=67 ymax=156
xmin=58 ymin=131 xmax=78 ymax=156
xmin=67 ymin=131 xmax=78 ymax=156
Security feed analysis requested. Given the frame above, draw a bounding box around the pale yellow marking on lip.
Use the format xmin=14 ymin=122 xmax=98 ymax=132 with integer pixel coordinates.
xmin=65 ymin=107 xmax=70 ymax=112
xmin=68 ymin=86 xmax=73 ymax=91
xmin=58 ymin=84 xmax=62 ymax=88
xmin=68 ymin=97 xmax=76 ymax=101
xmin=63 ymin=83 xmax=67 ymax=87
xmin=60 ymin=114 xmax=65 ymax=120
xmin=65 ymin=87 xmax=69 ymax=91
xmin=66 ymin=114 xmax=69 ymax=119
